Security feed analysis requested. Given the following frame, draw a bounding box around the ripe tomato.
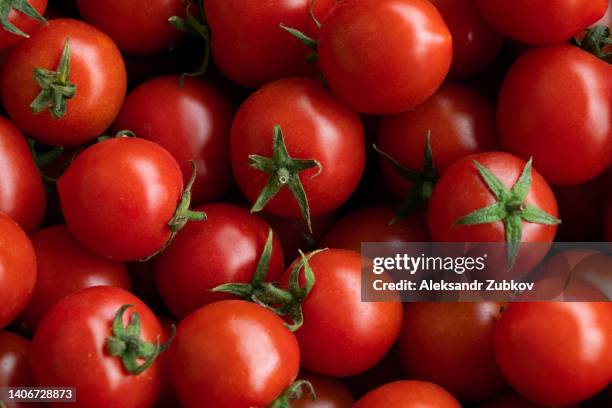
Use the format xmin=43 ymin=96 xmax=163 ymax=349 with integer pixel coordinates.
xmin=0 ymin=116 xmax=45 ymax=233
xmin=113 ymin=75 xmax=233 ymax=205
xmin=291 ymin=373 xmax=354 ymax=408
xmin=204 ymin=0 xmax=335 ymax=87
xmin=319 ymin=206 xmax=430 ymax=253
xmin=476 ymin=0 xmax=607 ymax=45
xmin=497 ymin=45 xmax=611 ymax=186
xmin=76 ymin=0 xmax=184 ymax=55
xmin=494 ymin=302 xmax=612 ymax=406
xmin=231 ymin=78 xmax=365 ymax=228
xmin=155 ymin=203 xmax=285 ymax=319
xmin=0 ymin=0 xmax=47 ymax=49
xmin=282 ymin=249 xmax=402 ymax=377
xmin=58 ymin=137 xmax=202 ymax=261
xmin=17 ymin=225 xmax=131 ymax=332
xmin=31 ymin=286 xmax=168 ymax=408
xmin=1 ymin=18 xmax=127 ymax=146
xmin=170 ymin=300 xmax=300 ymax=408
xmin=0 ymin=213 xmax=36 ymax=330
xmin=0 ymin=331 xmax=35 ymax=408
xmin=353 ymin=380 xmax=461 ymax=408
xmin=317 ymin=0 xmax=452 ymax=114
xmin=399 ymin=302 xmax=507 ymax=402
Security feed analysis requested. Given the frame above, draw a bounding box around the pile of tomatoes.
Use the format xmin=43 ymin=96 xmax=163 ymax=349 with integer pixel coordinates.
xmin=0 ymin=0 xmax=611 ymax=407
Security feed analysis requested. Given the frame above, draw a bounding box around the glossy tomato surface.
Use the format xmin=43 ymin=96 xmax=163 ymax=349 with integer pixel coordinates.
xmin=170 ymin=300 xmax=300 ymax=408
xmin=0 ymin=0 xmax=47 ymax=49
xmin=353 ymin=380 xmax=461 ymax=408
xmin=0 ymin=331 xmax=35 ymax=408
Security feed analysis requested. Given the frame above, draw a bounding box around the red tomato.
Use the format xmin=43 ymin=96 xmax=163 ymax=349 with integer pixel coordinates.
xmin=57 ymin=137 xmax=193 ymax=261
xmin=17 ymin=225 xmax=131 ymax=332
xmin=155 ymin=203 xmax=285 ymax=318
xmin=319 ymin=206 xmax=430 ymax=253
xmin=204 ymin=0 xmax=336 ymax=87
xmin=477 ymin=391 xmax=546 ymax=408
xmin=0 ymin=0 xmax=47 ymax=49
xmin=429 ymin=0 xmax=504 ymax=78
xmin=170 ymin=300 xmax=300 ymax=408
xmin=377 ymin=83 xmax=498 ymax=201
xmin=476 ymin=0 xmax=607 ymax=45
xmin=231 ymin=78 xmax=365 ymax=225
xmin=399 ymin=302 xmax=507 ymax=402
xmin=353 ymin=380 xmax=461 ymax=408
xmin=494 ymin=302 xmax=612 ymax=406
xmin=497 ymin=45 xmax=611 ymax=186
xmin=76 ymin=0 xmax=184 ymax=55
xmin=605 ymin=194 xmax=612 ymax=241
xmin=291 ymin=372 xmax=354 ymax=408
xmin=1 ymin=18 xmax=127 ymax=146
xmin=282 ymin=249 xmax=402 ymax=377
xmin=0 ymin=331 xmax=35 ymax=408
xmin=0 ymin=213 xmax=36 ymax=330
xmin=113 ymin=75 xmax=233 ymax=205
xmin=0 ymin=116 xmax=45 ymax=233
xmin=31 ymin=286 xmax=167 ymax=408
xmin=317 ymin=0 xmax=452 ymax=114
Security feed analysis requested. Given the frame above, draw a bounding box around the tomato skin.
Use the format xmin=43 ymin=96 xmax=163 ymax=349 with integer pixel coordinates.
xmin=58 ymin=137 xmax=183 ymax=261
xmin=0 ymin=331 xmax=35 ymax=408
xmin=170 ymin=300 xmax=300 ymax=408
xmin=0 ymin=116 xmax=46 ymax=233
xmin=231 ymin=78 xmax=365 ymax=219
xmin=204 ymin=0 xmax=335 ymax=87
xmin=283 ymin=249 xmax=402 ymax=377
xmin=155 ymin=203 xmax=285 ymax=319
xmin=76 ymin=0 xmax=184 ymax=55
xmin=399 ymin=302 xmax=507 ymax=403
xmin=291 ymin=373 xmax=354 ymax=408
xmin=318 ymin=0 xmax=452 ymax=114
xmin=1 ymin=18 xmax=127 ymax=146
xmin=31 ymin=286 xmax=165 ymax=408
xmin=113 ymin=76 xmax=233 ymax=205
xmin=0 ymin=0 xmax=48 ymax=49
xmin=476 ymin=0 xmax=607 ymax=45
xmin=494 ymin=302 xmax=612 ymax=406
xmin=17 ymin=225 xmax=131 ymax=332
xmin=0 ymin=213 xmax=36 ymax=330
xmin=353 ymin=380 xmax=461 ymax=408
xmin=378 ymin=83 xmax=498 ymax=199
xmin=498 ymin=45 xmax=611 ymax=186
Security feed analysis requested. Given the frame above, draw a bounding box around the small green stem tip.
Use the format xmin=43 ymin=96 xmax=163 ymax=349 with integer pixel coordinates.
xmin=268 ymin=380 xmax=316 ymax=408
xmin=168 ymin=0 xmax=210 ymax=78
xmin=573 ymin=25 xmax=612 ymax=63
xmin=0 ymin=0 xmax=47 ymax=37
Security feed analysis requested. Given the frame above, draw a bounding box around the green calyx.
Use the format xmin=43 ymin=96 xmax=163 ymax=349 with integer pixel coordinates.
xmin=106 ymin=305 xmax=175 ymax=375
xmin=0 ymin=0 xmax=46 ymax=37
xmin=30 ymin=38 xmax=76 ymax=119
xmin=249 ymin=125 xmax=321 ymax=233
xmin=268 ymin=380 xmax=316 ymax=408
xmin=169 ymin=0 xmax=210 ymax=78
xmin=280 ymin=0 xmax=320 ymax=62
xmin=573 ymin=25 xmax=612 ymax=63
xmin=374 ymin=130 xmax=438 ymax=224
xmin=97 ymin=130 xmax=136 ymax=143
xmin=213 ymin=229 xmax=323 ymax=332
xmin=455 ymin=158 xmax=561 ymax=269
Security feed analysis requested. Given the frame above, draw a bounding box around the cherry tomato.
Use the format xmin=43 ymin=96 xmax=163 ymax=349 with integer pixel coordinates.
xmin=204 ymin=0 xmax=336 ymax=87
xmin=497 ymin=45 xmax=611 ymax=186
xmin=113 ymin=75 xmax=233 ymax=205
xmin=0 ymin=212 xmax=36 ymax=330
xmin=170 ymin=300 xmax=300 ymax=408
xmin=477 ymin=391 xmax=546 ymax=408
xmin=0 ymin=0 xmax=47 ymax=49
xmin=317 ymin=0 xmax=452 ymax=114
xmin=31 ymin=286 xmax=168 ymax=408
xmin=399 ymin=302 xmax=507 ymax=402
xmin=17 ymin=225 xmax=131 ymax=332
xmin=476 ymin=0 xmax=607 ymax=45
xmin=57 ymin=137 xmax=191 ymax=261
xmin=155 ymin=203 xmax=285 ymax=318
xmin=231 ymin=78 xmax=365 ymax=225
xmin=0 ymin=331 xmax=35 ymax=408
xmin=76 ymin=0 xmax=184 ymax=55
xmin=291 ymin=372 xmax=354 ymax=408
xmin=0 ymin=116 xmax=45 ymax=233
xmin=353 ymin=380 xmax=461 ymax=408
xmin=494 ymin=302 xmax=612 ymax=406
xmin=1 ymin=18 xmax=127 ymax=146
xmin=282 ymin=249 xmax=402 ymax=377
xmin=319 ymin=206 xmax=430 ymax=253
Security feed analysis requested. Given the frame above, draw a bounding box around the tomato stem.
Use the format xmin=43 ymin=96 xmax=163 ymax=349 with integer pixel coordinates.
xmin=169 ymin=0 xmax=210 ymax=78
xmin=573 ymin=25 xmax=612 ymax=63
xmin=279 ymin=23 xmax=318 ymax=62
xmin=0 ymin=0 xmax=46 ymax=37
xmin=268 ymin=380 xmax=316 ymax=408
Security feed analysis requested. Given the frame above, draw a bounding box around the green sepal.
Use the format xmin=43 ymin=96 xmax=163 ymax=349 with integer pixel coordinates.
xmin=279 ymin=23 xmax=318 ymax=64
xmin=268 ymin=380 xmax=316 ymax=408
xmin=0 ymin=0 xmax=46 ymax=37
xmin=169 ymin=0 xmax=210 ymax=78
xmin=573 ymin=25 xmax=612 ymax=63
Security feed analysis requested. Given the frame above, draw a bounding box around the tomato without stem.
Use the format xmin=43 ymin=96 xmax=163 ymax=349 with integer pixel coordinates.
xmin=291 ymin=372 xmax=353 ymax=408
xmin=0 ymin=331 xmax=35 ymax=408
xmin=1 ymin=18 xmax=127 ymax=146
xmin=114 ymin=76 xmax=233 ymax=205
xmin=353 ymin=380 xmax=461 ymax=408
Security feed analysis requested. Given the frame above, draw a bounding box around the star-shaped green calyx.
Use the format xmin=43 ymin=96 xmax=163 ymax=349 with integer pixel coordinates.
xmin=0 ymin=0 xmax=46 ymax=37
xmin=455 ymin=158 xmax=561 ymax=269
xmin=572 ymin=25 xmax=612 ymax=63
xmin=249 ymin=124 xmax=322 ymax=233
